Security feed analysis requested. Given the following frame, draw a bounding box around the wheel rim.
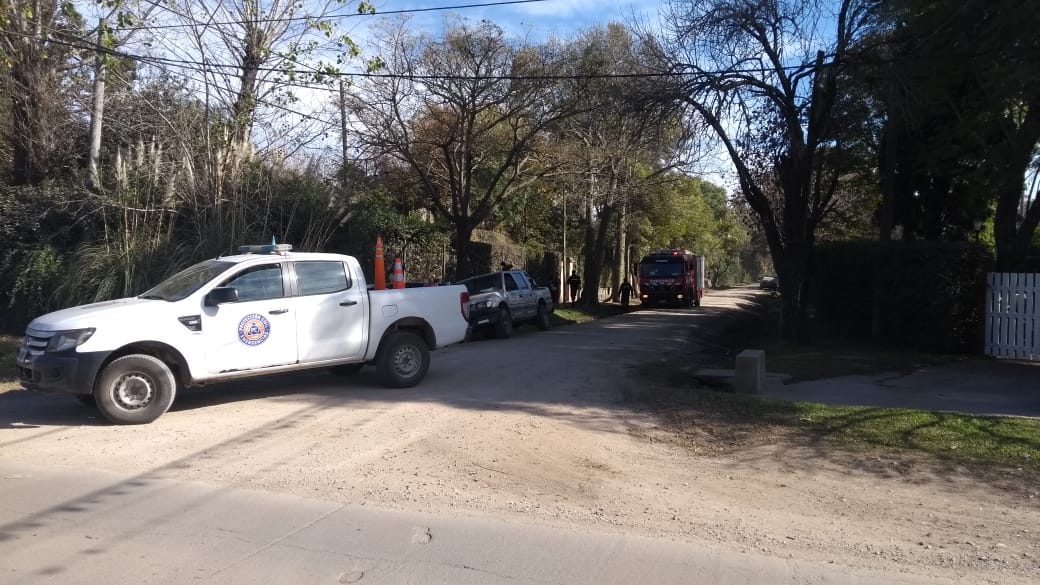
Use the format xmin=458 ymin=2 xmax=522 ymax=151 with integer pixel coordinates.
xmin=393 ymin=344 xmax=422 ymax=378
xmin=112 ymin=373 xmax=154 ymax=410
xmin=502 ymin=314 xmax=512 ymax=334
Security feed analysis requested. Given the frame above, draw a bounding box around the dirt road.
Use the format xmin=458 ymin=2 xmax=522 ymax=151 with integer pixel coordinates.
xmin=1 ymin=288 xmax=1036 ymax=583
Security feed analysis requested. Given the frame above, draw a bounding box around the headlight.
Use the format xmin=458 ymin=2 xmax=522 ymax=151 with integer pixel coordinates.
xmin=47 ymin=328 xmax=96 ymax=352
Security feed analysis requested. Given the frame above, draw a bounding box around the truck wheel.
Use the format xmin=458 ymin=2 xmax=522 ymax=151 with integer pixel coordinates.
xmin=535 ymin=302 xmax=551 ymax=331
xmin=494 ymin=307 xmax=513 ymax=339
xmin=377 ymin=331 xmax=429 ymax=388
xmin=94 ymin=354 xmax=177 ymax=425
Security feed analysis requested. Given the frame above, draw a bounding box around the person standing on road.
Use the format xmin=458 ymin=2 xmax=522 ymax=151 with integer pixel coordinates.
xmin=619 ymin=279 xmax=633 ymax=307
xmin=567 ymin=271 xmax=581 ymax=305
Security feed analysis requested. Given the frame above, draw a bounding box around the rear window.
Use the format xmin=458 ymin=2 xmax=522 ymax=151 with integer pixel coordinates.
xmin=295 ymin=261 xmax=351 ymax=296
xmin=460 ymin=274 xmax=501 ymax=294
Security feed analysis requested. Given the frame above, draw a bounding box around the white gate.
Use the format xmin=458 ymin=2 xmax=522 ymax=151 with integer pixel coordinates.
xmin=985 ymin=273 xmax=1040 ymax=360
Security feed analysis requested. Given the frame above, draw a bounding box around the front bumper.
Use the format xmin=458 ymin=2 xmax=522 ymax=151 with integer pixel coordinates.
xmin=17 ymin=349 xmax=110 ymax=395
xmin=467 ymin=306 xmax=502 ymax=328
xmin=640 ymin=292 xmax=686 ymax=304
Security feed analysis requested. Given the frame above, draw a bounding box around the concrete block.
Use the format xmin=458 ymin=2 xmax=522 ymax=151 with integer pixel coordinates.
xmin=735 ymin=349 xmax=766 ymax=394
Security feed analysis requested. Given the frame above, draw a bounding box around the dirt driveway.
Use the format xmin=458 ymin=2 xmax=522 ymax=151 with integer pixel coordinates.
xmin=1 ymin=288 xmax=1036 ymax=584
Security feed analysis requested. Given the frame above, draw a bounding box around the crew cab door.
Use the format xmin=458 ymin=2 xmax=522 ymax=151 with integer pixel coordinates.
xmin=292 ymin=260 xmax=366 ymax=363
xmin=503 ymin=273 xmax=532 ymax=319
xmin=202 ymin=262 xmax=298 ymax=374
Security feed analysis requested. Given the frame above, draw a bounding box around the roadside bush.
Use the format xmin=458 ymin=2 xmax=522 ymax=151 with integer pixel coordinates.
xmin=7 ymin=246 xmax=65 ymax=329
xmin=813 ymin=241 xmax=992 ymax=353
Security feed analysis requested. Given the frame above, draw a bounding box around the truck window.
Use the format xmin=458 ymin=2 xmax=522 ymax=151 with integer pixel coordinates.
xmin=504 ymin=273 xmax=519 ymax=291
xmin=222 ymin=264 xmax=284 ymax=302
xmin=140 ymin=259 xmax=236 ymax=301
xmin=295 ymin=261 xmax=351 ymax=296
xmin=641 ymin=261 xmax=683 ymax=278
xmin=513 ymin=273 xmax=531 ymax=290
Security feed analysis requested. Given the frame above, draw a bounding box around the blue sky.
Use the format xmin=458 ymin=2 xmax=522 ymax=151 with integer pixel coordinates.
xmin=362 ymin=0 xmax=662 ymax=39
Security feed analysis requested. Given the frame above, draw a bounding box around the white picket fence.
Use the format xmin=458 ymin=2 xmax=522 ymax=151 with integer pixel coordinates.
xmin=985 ymin=273 xmax=1040 ymax=360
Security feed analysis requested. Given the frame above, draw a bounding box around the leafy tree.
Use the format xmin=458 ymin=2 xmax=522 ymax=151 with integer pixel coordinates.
xmin=345 ymin=18 xmax=572 ymax=278
xmin=552 ymin=24 xmax=682 ymax=305
xmin=870 ymin=0 xmax=1040 ymax=268
xmin=653 ymin=0 xmax=877 ymax=342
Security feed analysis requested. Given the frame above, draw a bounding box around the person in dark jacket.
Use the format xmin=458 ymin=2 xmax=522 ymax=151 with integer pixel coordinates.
xmin=567 ymin=271 xmax=581 ymax=305
xmin=619 ymin=279 xmax=633 ymax=307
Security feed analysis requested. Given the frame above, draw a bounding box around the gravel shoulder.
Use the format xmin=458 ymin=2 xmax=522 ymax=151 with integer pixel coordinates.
xmin=1 ymin=290 xmax=1037 ymax=584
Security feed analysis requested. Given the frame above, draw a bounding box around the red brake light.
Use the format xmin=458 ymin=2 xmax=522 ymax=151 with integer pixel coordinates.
xmin=460 ymin=291 xmax=470 ymax=320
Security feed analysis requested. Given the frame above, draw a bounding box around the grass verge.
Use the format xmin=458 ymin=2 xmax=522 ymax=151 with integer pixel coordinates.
xmin=631 ymin=289 xmax=1040 ymax=474
xmin=637 ymin=386 xmax=1040 ymax=472
xmin=551 ymin=302 xmax=629 ymax=325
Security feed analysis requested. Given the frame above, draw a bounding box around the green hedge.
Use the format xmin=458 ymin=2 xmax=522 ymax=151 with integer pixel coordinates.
xmin=813 ymin=241 xmax=993 ymax=353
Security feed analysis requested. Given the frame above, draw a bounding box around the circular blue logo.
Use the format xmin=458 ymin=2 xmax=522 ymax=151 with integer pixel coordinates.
xmin=238 ymin=314 xmax=271 ymax=346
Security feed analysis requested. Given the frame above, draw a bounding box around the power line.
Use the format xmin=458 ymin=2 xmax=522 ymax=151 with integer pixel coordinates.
xmin=112 ymin=0 xmax=552 ymax=31
xmin=23 ymin=27 xmax=829 ymax=83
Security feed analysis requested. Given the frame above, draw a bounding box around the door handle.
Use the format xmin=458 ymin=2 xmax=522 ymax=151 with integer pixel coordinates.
xmin=268 ymin=309 xmax=289 ymax=315
xmin=339 ymin=300 xmax=358 ymax=306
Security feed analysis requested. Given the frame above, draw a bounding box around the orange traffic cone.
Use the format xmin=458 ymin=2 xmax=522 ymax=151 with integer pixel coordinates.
xmin=391 ymin=258 xmax=405 ymax=289
xmin=374 ymin=236 xmax=386 ymax=290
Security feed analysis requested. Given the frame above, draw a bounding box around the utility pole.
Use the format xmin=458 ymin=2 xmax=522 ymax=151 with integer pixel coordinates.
xmin=561 ymin=191 xmax=567 ymax=303
xmin=339 ymin=78 xmax=349 ymax=170
xmin=87 ymin=18 xmax=107 ymax=191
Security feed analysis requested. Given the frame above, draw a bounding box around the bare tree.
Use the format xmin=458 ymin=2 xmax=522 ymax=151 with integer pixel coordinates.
xmin=653 ymin=0 xmax=876 ymax=342
xmin=345 ymin=18 xmax=573 ymax=278
xmin=0 ymin=0 xmax=84 ymax=184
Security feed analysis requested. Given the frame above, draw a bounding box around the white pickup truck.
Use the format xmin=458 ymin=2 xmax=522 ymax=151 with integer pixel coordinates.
xmin=15 ymin=244 xmax=470 ymax=424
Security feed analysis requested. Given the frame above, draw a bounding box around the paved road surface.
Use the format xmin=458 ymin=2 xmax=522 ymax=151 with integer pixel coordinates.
xmin=0 ymin=463 xmax=935 ymax=585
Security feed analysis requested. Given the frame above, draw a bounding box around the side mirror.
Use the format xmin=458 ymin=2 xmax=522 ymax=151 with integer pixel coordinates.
xmin=205 ymin=287 xmax=239 ymax=306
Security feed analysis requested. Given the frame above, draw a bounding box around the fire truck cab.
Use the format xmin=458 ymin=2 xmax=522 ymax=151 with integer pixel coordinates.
xmin=638 ymin=250 xmax=705 ymax=307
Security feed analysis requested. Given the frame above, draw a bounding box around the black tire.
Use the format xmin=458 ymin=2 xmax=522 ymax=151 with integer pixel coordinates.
xmin=494 ymin=307 xmax=514 ymax=339
xmin=329 ymin=363 xmax=364 ymax=376
xmin=535 ymin=302 xmax=551 ymax=331
xmin=376 ymin=331 xmax=430 ymax=388
xmin=93 ymin=354 xmax=177 ymax=425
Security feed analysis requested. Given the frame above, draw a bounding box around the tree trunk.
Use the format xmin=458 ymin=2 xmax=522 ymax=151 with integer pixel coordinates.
xmin=453 ymin=222 xmax=476 ymax=280
xmin=9 ymin=61 xmax=53 ymax=185
xmin=610 ymin=200 xmax=627 ymax=302
xmin=581 ymin=202 xmax=615 ymax=307
xmin=87 ymin=19 xmax=107 ymax=192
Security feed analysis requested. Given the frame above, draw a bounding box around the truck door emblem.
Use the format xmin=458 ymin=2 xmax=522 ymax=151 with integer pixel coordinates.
xmin=238 ymin=314 xmax=271 ymax=346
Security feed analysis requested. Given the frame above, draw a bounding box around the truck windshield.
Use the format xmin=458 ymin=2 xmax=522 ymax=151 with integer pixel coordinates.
xmin=641 ymin=262 xmax=683 ymax=278
xmin=460 ymin=274 xmax=501 ymax=294
xmin=139 ymin=260 xmax=236 ymax=301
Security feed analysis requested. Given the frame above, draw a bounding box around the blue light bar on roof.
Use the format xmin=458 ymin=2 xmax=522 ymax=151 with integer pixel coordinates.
xmin=238 ymin=244 xmax=293 ymax=254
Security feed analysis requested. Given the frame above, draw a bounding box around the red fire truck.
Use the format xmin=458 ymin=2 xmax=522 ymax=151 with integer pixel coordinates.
xmin=638 ymin=250 xmax=705 ymax=307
